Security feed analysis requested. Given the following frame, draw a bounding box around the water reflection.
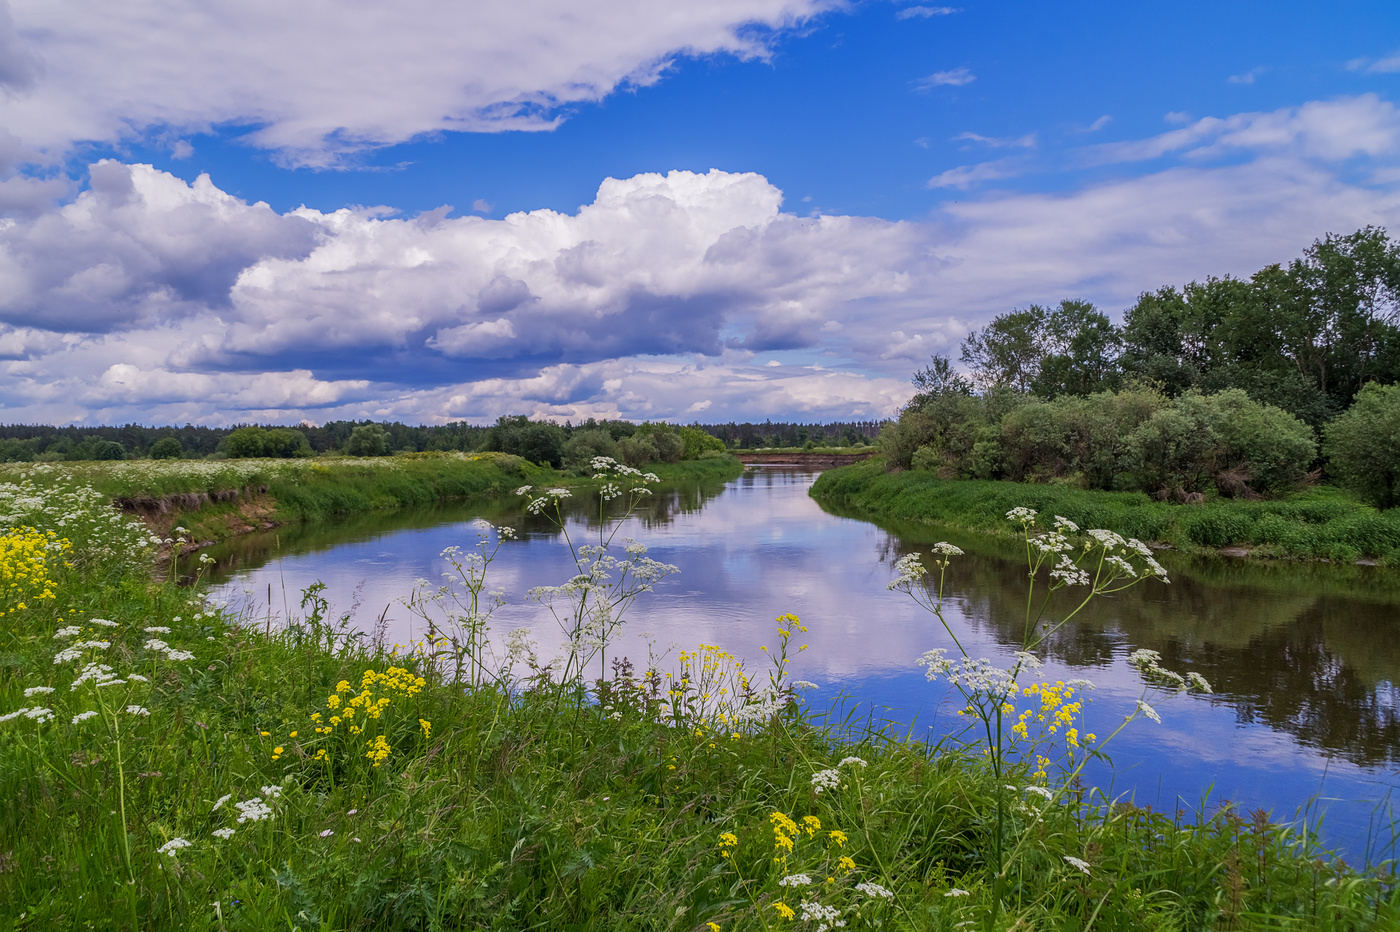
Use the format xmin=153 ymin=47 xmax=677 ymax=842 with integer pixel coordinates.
xmin=205 ymin=467 xmax=1400 ymax=859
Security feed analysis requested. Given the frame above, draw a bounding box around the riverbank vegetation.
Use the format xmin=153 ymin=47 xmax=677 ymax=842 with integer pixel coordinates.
xmin=0 ymin=454 xmax=744 ymax=549
xmin=813 ymin=457 xmax=1400 ymax=562
xmin=837 ymin=227 xmax=1400 ymax=558
xmin=3 ymin=465 xmax=1398 ymax=930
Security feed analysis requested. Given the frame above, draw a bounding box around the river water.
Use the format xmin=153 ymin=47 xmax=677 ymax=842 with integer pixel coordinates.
xmin=201 ymin=467 xmax=1400 ymax=863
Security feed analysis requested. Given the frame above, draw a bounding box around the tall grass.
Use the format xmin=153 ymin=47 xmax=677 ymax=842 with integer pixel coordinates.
xmin=2 ymin=464 xmax=1399 ymax=930
xmin=812 ymin=458 xmax=1400 ymax=563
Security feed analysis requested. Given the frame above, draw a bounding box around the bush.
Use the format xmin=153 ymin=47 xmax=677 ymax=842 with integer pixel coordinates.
xmin=1324 ymin=383 xmax=1400 ymax=508
xmin=148 ymin=437 xmax=183 ymax=460
xmin=482 ymin=416 xmax=567 ymax=468
xmin=678 ymin=426 xmax=726 ymax=460
xmin=224 ymin=426 xmax=312 ymax=459
xmin=1198 ymin=389 xmax=1317 ymax=495
xmin=562 ymin=427 xmax=620 ymax=470
xmin=344 ymin=424 xmax=391 ymax=457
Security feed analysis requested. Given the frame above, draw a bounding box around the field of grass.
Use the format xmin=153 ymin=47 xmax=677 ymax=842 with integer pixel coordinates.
xmin=812 ymin=457 xmax=1400 ymax=564
xmin=0 ymin=454 xmax=745 ymax=547
xmin=2 ymin=462 xmax=1399 ymax=929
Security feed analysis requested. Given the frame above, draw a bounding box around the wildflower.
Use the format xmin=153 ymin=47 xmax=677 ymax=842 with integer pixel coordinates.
xmin=837 ymin=756 xmax=866 ymax=768
xmin=1025 ymin=785 xmax=1054 ymax=800
xmin=801 ymin=815 xmax=821 ymax=836
xmin=144 ymin=626 xmax=171 ymax=634
xmin=810 ymin=769 xmax=841 ymax=793
xmin=945 ymin=888 xmax=970 ymax=897
xmin=1187 ymin=671 xmax=1213 ymax=693
xmin=261 ymin=785 xmax=282 ymax=799
xmin=53 ymin=626 xmax=81 ymax=638
xmin=707 ymin=924 xmax=721 ymax=932
xmin=798 ymin=901 xmax=842 ymax=926
xmin=125 ymin=705 xmax=150 ymax=717
xmin=828 ymin=830 xmax=847 ymax=847
xmin=127 ymin=673 xmax=148 ymax=683
xmin=1006 ymin=506 xmax=1037 ymax=525
xmin=717 ymin=831 xmax=738 ymax=856
xmin=143 ymin=638 xmax=169 ymax=652
xmin=856 ymin=881 xmax=894 ymax=899
xmin=212 ymin=828 xmax=235 ymax=839
xmin=22 ymin=707 xmax=54 ymax=723
xmin=419 ymin=718 xmax=431 ymax=738
xmin=772 ymin=903 xmax=795 ymax=921
xmin=90 ymin=618 xmax=119 ymax=628
xmin=0 ymin=708 xmax=32 ymax=723
xmin=164 ymin=649 xmax=195 ymax=661
xmin=23 ymin=686 xmax=54 ymax=697
xmin=1064 ymin=855 xmax=1091 ymax=875
xmin=1053 ymin=515 xmax=1079 ymax=533
xmin=319 ymin=829 xmax=334 ymax=837
xmin=157 ymin=837 xmax=192 ymax=856
xmin=212 ymin=794 xmax=232 ymax=811
xmin=779 ymin=873 xmax=813 ymax=887
xmin=234 ymin=798 xmax=273 ymax=823
xmin=71 ymin=710 xmax=98 ymax=724
xmin=1135 ymin=700 xmax=1161 ymax=724
xmin=887 ymin=553 xmax=926 ymax=589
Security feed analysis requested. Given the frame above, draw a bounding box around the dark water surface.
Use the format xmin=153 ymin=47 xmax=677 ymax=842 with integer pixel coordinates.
xmin=203 ymin=467 xmax=1400 ymax=862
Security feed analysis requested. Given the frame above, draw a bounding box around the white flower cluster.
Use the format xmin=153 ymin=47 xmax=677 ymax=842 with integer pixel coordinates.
xmin=156 ymin=837 xmax=192 ymax=857
xmin=1064 ymin=855 xmax=1091 ymax=875
xmin=917 ymin=650 xmax=1020 ymax=701
xmin=1128 ymin=649 xmax=1212 ymax=695
xmin=23 ymin=686 xmax=54 ymax=697
xmin=0 ymin=706 xmax=54 ymax=723
xmin=798 ymin=901 xmax=845 ymax=931
xmin=810 ymin=768 xmax=841 ymax=793
xmin=142 ymin=638 xmax=195 ymax=662
xmin=71 ymin=710 xmax=98 ymax=724
xmin=70 ymin=662 xmax=123 ymax=689
xmin=235 ymin=798 xmax=273 ymax=823
xmin=53 ymin=626 xmax=81 ymax=638
xmin=837 ymin=756 xmax=867 ymax=768
xmin=855 ymin=881 xmax=894 ymax=899
xmin=53 ymin=641 xmax=111 ymax=663
xmin=779 ymin=873 xmax=813 ymax=887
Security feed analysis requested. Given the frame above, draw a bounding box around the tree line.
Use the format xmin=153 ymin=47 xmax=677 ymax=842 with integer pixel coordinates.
xmin=0 ymin=416 xmax=878 ymax=467
xmin=888 ymin=226 xmax=1400 ymax=507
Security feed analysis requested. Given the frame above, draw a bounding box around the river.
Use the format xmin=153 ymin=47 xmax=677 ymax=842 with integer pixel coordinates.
xmin=199 ymin=466 xmax=1400 ymax=863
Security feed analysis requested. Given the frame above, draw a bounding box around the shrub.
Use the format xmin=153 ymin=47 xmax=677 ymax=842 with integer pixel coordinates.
xmin=148 ymin=437 xmax=183 ymax=460
xmin=1324 ymin=383 xmax=1400 ymax=508
xmin=344 ymin=424 xmax=391 ymax=457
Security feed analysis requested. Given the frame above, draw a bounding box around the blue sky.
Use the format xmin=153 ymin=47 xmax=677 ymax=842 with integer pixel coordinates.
xmin=1 ymin=0 xmax=1398 ymax=425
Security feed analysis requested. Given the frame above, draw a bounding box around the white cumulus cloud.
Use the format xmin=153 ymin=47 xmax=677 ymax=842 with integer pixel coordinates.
xmin=0 ymin=0 xmax=837 ymax=167
xmin=0 ymin=96 xmax=1398 ymax=424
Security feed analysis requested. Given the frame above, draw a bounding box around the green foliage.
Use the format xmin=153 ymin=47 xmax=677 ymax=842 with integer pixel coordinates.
xmin=961 ymin=300 xmax=1121 ymax=397
xmin=343 ymin=423 xmax=391 ymax=456
xmin=482 ymin=415 xmax=567 ymax=468
xmin=4 ymin=466 xmax=1398 ymax=929
xmin=223 ymin=425 xmax=312 ymax=459
xmin=813 ymin=458 xmax=1400 ymax=560
xmin=678 ymin=424 xmax=726 ymax=459
xmin=562 ymin=426 xmax=620 ymax=470
xmin=1324 ymin=382 xmax=1400 ymax=508
xmin=148 ymin=436 xmax=183 ymax=460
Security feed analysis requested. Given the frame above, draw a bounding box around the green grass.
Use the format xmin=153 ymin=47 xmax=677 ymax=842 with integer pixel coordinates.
xmin=811 ymin=458 xmax=1400 ymax=563
xmin=0 ymin=454 xmax=745 ymax=547
xmin=2 ymin=464 xmax=1399 ymax=930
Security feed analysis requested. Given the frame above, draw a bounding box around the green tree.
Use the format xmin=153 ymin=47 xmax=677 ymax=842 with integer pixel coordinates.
xmin=149 ymin=437 xmax=183 ymax=460
xmin=1324 ymin=383 xmax=1400 ymax=508
xmin=344 ymin=424 xmax=391 ymax=456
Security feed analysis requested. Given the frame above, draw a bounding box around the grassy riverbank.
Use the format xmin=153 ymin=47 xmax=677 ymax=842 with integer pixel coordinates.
xmin=812 ymin=457 xmax=1400 ymax=563
xmin=2 ymin=465 xmax=1398 ymax=929
xmin=0 ymin=454 xmax=745 ymax=548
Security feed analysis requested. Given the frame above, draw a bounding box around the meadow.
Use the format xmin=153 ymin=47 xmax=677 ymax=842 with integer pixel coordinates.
xmin=2 ymin=460 xmax=1399 ymax=930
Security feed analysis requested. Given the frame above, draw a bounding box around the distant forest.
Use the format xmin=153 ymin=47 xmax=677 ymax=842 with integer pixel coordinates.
xmin=0 ymin=417 xmax=881 ymax=463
